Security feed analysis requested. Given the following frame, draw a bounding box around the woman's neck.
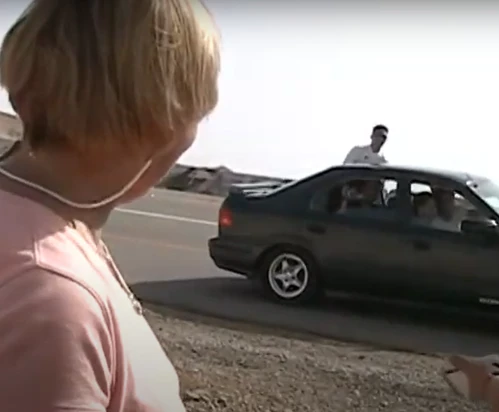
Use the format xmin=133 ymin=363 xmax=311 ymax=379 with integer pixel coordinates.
xmin=0 ymin=146 xmax=116 ymax=231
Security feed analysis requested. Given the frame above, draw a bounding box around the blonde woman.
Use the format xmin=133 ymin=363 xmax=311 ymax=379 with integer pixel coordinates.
xmin=0 ymin=0 xmax=219 ymax=410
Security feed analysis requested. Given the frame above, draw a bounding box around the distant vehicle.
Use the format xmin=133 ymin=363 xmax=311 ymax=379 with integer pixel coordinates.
xmin=208 ymin=164 xmax=499 ymax=308
xmin=229 ymin=180 xmax=291 ymax=195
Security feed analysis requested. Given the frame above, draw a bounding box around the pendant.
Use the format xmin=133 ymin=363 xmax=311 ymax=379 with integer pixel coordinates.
xmin=131 ymin=295 xmax=143 ymax=315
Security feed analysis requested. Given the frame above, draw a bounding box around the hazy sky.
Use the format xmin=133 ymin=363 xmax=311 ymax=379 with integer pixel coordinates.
xmin=1 ymin=2 xmax=499 ymax=179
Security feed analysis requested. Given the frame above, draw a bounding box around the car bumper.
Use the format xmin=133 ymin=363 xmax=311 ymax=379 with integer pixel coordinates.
xmin=208 ymin=237 xmax=260 ymax=278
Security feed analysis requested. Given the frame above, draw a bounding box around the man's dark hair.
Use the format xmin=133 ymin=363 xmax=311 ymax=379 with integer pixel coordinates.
xmin=372 ymin=124 xmax=388 ymax=134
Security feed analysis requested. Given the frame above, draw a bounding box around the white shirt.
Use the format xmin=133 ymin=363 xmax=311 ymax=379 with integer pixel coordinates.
xmin=343 ymin=145 xmax=387 ymax=165
xmin=432 ymin=216 xmax=461 ymax=232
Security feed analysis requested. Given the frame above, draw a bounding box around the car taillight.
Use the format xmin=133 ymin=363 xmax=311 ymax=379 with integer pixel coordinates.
xmin=219 ymin=207 xmax=233 ymax=227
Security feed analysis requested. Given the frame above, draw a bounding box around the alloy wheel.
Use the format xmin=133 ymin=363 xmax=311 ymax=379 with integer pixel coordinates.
xmin=267 ymin=253 xmax=309 ymax=299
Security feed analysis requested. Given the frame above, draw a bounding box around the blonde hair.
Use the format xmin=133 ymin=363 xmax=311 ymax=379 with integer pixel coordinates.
xmin=0 ymin=0 xmax=220 ymax=154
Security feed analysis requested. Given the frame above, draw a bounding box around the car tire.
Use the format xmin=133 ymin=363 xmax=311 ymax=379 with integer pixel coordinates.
xmin=258 ymin=247 xmax=322 ymax=305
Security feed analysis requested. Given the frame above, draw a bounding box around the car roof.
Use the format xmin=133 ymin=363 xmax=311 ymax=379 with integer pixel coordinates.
xmin=267 ymin=164 xmax=490 ymax=198
xmin=326 ymin=164 xmax=483 ymax=184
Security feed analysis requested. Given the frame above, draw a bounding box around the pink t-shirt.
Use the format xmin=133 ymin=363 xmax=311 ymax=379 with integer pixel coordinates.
xmin=0 ymin=189 xmax=185 ymax=411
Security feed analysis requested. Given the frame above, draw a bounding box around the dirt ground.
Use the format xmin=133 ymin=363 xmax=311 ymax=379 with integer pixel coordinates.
xmin=145 ymin=305 xmax=487 ymax=412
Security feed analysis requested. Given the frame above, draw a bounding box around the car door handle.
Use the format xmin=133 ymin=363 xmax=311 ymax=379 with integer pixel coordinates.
xmin=413 ymin=240 xmax=430 ymax=250
xmin=306 ymin=223 xmax=326 ymax=234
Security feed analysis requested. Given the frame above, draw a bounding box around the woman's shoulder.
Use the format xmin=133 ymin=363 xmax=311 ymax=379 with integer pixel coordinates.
xmin=0 ymin=266 xmax=110 ymax=324
xmin=0 ymin=188 xmax=107 ymax=292
xmin=0 ymin=266 xmax=114 ymax=369
xmin=0 ymin=267 xmax=115 ymax=410
xmin=0 ymin=188 xmax=115 ymax=326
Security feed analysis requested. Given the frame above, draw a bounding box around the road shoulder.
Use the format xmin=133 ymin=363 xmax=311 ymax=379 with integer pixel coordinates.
xmin=145 ymin=305 xmax=481 ymax=412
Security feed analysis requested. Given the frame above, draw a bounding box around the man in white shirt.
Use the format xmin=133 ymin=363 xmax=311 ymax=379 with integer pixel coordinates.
xmin=343 ymin=124 xmax=388 ymax=165
xmin=432 ymin=187 xmax=465 ymax=232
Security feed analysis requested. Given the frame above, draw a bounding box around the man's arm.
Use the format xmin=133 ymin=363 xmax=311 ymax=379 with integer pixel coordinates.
xmin=0 ymin=269 xmax=113 ymax=411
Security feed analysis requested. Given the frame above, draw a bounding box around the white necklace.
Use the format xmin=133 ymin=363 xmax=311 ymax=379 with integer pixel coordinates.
xmin=98 ymin=242 xmax=143 ymax=316
xmin=0 ymin=159 xmax=151 ymax=209
xmin=0 ymin=165 xmax=143 ymax=315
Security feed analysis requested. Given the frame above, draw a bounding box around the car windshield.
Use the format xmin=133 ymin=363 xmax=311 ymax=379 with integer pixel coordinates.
xmin=468 ymin=178 xmax=499 ymax=213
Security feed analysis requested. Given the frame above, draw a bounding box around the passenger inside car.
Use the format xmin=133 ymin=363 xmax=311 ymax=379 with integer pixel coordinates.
xmin=412 ymin=190 xmax=461 ymax=232
xmin=340 ymin=180 xmax=378 ymax=209
xmin=326 ymin=185 xmax=344 ymax=213
xmin=325 ymin=179 xmax=384 ymax=214
xmin=336 ymin=179 xmax=388 ymax=216
xmin=364 ymin=180 xmax=384 ymax=205
xmin=413 ymin=192 xmax=438 ymax=223
xmin=431 ymin=187 xmax=463 ymax=232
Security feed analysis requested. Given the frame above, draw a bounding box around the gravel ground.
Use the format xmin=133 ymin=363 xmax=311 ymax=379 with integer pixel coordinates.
xmin=144 ymin=305 xmax=487 ymax=412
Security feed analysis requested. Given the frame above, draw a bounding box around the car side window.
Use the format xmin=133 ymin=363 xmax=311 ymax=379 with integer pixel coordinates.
xmin=310 ymin=177 xmax=399 ymax=219
xmin=410 ymin=181 xmax=490 ymax=233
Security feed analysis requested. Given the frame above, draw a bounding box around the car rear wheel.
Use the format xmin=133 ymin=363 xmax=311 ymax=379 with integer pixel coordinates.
xmin=259 ymin=248 xmax=321 ymax=304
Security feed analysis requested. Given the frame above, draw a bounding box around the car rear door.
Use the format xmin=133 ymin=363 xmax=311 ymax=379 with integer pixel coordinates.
xmin=305 ymin=173 xmax=413 ymax=296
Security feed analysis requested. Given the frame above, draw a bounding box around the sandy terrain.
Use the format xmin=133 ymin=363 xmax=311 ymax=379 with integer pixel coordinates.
xmin=145 ymin=305 xmax=486 ymax=412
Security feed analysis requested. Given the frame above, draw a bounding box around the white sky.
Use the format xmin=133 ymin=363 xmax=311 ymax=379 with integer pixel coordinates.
xmin=1 ymin=2 xmax=499 ymax=179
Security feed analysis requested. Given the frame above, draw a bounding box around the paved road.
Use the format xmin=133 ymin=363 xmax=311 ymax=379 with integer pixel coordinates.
xmin=105 ymin=189 xmax=499 ymax=356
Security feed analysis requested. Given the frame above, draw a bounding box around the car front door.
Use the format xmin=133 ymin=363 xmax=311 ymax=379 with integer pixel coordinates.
xmin=305 ymin=175 xmax=413 ymax=297
xmin=400 ymin=184 xmax=499 ymax=305
xmin=399 ymin=223 xmax=499 ymax=305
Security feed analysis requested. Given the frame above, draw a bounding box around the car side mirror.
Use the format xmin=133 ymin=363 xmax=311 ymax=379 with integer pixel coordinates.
xmin=461 ymin=219 xmax=498 ymax=235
